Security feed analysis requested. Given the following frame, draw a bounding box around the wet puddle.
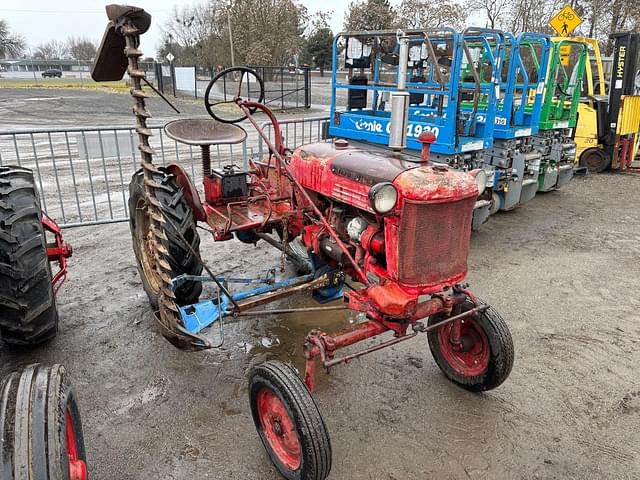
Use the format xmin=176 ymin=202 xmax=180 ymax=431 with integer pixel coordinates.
xmin=196 ymin=280 xmax=359 ymax=391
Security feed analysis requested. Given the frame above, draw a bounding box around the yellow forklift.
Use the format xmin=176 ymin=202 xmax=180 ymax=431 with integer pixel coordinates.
xmin=573 ymin=32 xmax=640 ymax=172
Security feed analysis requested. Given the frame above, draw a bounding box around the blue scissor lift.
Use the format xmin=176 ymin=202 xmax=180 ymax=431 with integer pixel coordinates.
xmin=474 ymin=32 xmax=552 ymax=212
xmin=328 ymin=28 xmax=504 ymax=227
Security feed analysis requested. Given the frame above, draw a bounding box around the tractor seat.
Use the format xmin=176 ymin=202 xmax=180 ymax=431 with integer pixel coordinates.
xmin=164 ymin=118 xmax=247 ymax=146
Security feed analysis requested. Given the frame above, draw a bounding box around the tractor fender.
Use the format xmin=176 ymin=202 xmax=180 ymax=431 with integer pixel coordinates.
xmin=165 ymin=163 xmax=206 ymax=222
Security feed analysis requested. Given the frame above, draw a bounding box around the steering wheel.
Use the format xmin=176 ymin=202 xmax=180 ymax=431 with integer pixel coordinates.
xmin=204 ymin=67 xmax=265 ymax=124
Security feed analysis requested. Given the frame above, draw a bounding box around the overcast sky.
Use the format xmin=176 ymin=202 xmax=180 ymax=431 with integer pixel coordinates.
xmin=0 ymin=0 xmax=483 ymax=57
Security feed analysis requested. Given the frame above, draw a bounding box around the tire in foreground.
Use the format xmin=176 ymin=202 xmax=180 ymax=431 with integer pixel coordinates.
xmin=0 ymin=364 xmax=87 ymax=480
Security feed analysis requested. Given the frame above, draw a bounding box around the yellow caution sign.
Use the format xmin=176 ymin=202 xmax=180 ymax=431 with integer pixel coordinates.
xmin=549 ymin=5 xmax=582 ymax=37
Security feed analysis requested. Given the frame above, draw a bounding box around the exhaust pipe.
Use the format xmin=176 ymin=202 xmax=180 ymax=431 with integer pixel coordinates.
xmin=389 ymin=31 xmax=410 ymax=151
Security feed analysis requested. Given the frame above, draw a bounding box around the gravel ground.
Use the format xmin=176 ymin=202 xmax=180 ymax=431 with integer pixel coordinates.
xmin=1 ymin=172 xmax=639 ymax=479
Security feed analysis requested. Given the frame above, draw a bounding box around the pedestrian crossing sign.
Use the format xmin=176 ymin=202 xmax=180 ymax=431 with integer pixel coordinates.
xmin=549 ymin=5 xmax=582 ymax=37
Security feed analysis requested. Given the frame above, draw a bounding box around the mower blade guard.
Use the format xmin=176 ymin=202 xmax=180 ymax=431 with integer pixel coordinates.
xmin=92 ymin=5 xmax=152 ymax=82
xmin=91 ymin=22 xmax=127 ymax=81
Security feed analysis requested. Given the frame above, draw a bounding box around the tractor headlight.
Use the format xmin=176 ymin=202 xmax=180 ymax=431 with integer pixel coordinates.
xmin=470 ymin=169 xmax=487 ymax=195
xmin=369 ymin=182 xmax=398 ymax=214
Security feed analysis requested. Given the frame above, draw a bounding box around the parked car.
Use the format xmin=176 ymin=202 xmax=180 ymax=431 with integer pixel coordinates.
xmin=42 ymin=69 xmax=62 ymax=78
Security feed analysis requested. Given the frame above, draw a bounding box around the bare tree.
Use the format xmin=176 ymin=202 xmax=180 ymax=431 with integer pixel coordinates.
xmin=569 ymin=0 xmax=640 ymax=52
xmin=222 ymin=0 xmax=308 ymax=66
xmin=467 ymin=0 xmax=511 ymax=29
xmin=34 ymin=40 xmax=69 ymax=60
xmin=159 ymin=2 xmax=224 ymax=67
xmin=508 ymin=0 xmax=564 ymax=33
xmin=397 ymin=0 xmax=467 ymax=30
xmin=158 ymin=0 xmax=307 ymax=68
xmin=67 ymin=37 xmax=97 ymax=61
xmin=0 ymin=19 xmax=25 ymax=59
xmin=344 ymin=0 xmax=397 ymax=31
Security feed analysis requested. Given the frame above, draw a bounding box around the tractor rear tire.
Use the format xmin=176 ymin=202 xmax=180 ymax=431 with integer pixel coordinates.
xmin=0 ymin=166 xmax=58 ymax=345
xmin=129 ymin=168 xmax=203 ymax=309
xmin=0 ymin=364 xmax=87 ymax=480
xmin=579 ymin=147 xmax=611 ymax=173
xmin=427 ymin=298 xmax=514 ymax=392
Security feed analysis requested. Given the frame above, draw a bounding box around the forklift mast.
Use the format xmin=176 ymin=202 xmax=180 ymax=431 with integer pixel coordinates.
xmin=574 ymin=33 xmax=640 ymax=171
xmin=606 ymin=32 xmax=640 ymax=142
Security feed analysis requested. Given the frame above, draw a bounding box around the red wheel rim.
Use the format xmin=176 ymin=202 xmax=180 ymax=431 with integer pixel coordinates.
xmin=256 ymin=388 xmax=302 ymax=471
xmin=438 ymin=315 xmax=490 ymax=377
xmin=65 ymin=409 xmax=87 ymax=480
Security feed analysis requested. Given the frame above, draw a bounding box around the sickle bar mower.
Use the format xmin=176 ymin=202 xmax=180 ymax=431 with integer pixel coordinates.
xmin=93 ymin=6 xmax=514 ymax=479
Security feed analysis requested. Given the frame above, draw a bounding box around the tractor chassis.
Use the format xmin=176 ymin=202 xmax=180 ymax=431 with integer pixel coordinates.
xmin=172 ymin=261 xmax=476 ymax=392
xmin=155 ymin=84 xmax=490 ymax=392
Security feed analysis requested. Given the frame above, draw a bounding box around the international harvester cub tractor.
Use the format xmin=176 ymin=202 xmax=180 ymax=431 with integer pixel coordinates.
xmin=92 ymin=6 xmax=514 ymax=479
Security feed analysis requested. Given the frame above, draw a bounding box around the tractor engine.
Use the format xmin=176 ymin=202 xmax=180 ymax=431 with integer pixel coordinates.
xmin=289 ymin=139 xmax=479 ymax=319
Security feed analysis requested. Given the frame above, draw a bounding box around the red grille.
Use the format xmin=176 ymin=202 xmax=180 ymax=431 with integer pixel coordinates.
xmin=397 ymin=198 xmax=474 ymax=286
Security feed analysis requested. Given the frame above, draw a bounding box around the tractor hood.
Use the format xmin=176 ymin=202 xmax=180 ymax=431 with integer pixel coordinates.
xmin=394 ymin=165 xmax=478 ymax=202
xmin=289 ymin=141 xmax=478 ymax=211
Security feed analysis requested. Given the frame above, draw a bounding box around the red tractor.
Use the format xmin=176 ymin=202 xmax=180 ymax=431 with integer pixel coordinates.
xmin=0 ymin=166 xmax=87 ymax=480
xmin=93 ymin=6 xmax=514 ymax=480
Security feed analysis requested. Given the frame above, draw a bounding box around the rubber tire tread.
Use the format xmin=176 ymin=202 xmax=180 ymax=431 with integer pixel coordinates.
xmin=427 ymin=298 xmax=514 ymax=392
xmin=0 ymin=166 xmax=58 ymax=345
xmin=579 ymin=147 xmax=611 ymax=173
xmin=129 ymin=168 xmax=203 ymax=308
xmin=0 ymin=364 xmax=87 ymax=479
xmin=249 ymin=360 xmax=331 ymax=480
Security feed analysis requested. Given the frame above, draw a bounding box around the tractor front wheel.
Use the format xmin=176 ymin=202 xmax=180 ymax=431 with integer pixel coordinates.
xmin=0 ymin=166 xmax=58 ymax=345
xmin=427 ymin=299 xmax=514 ymax=392
xmin=0 ymin=364 xmax=87 ymax=480
xmin=249 ymin=361 xmax=332 ymax=480
xmin=129 ymin=169 xmax=203 ymax=308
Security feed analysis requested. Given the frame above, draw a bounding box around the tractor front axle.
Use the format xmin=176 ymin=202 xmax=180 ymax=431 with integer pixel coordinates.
xmin=302 ymin=294 xmax=486 ymax=392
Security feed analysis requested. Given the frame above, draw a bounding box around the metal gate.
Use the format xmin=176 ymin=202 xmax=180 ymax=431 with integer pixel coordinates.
xmin=0 ymin=117 xmax=329 ymax=228
xmin=249 ymin=66 xmax=311 ymax=109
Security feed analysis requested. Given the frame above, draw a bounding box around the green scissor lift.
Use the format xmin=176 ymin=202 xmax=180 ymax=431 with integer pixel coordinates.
xmin=531 ymin=38 xmax=587 ymax=191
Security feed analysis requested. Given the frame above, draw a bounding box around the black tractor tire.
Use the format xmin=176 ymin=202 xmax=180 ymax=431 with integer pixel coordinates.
xmin=579 ymin=147 xmax=611 ymax=173
xmin=0 ymin=364 xmax=87 ymax=480
xmin=129 ymin=168 xmax=203 ymax=309
xmin=249 ymin=361 xmax=332 ymax=480
xmin=427 ymin=298 xmax=514 ymax=392
xmin=0 ymin=166 xmax=58 ymax=345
